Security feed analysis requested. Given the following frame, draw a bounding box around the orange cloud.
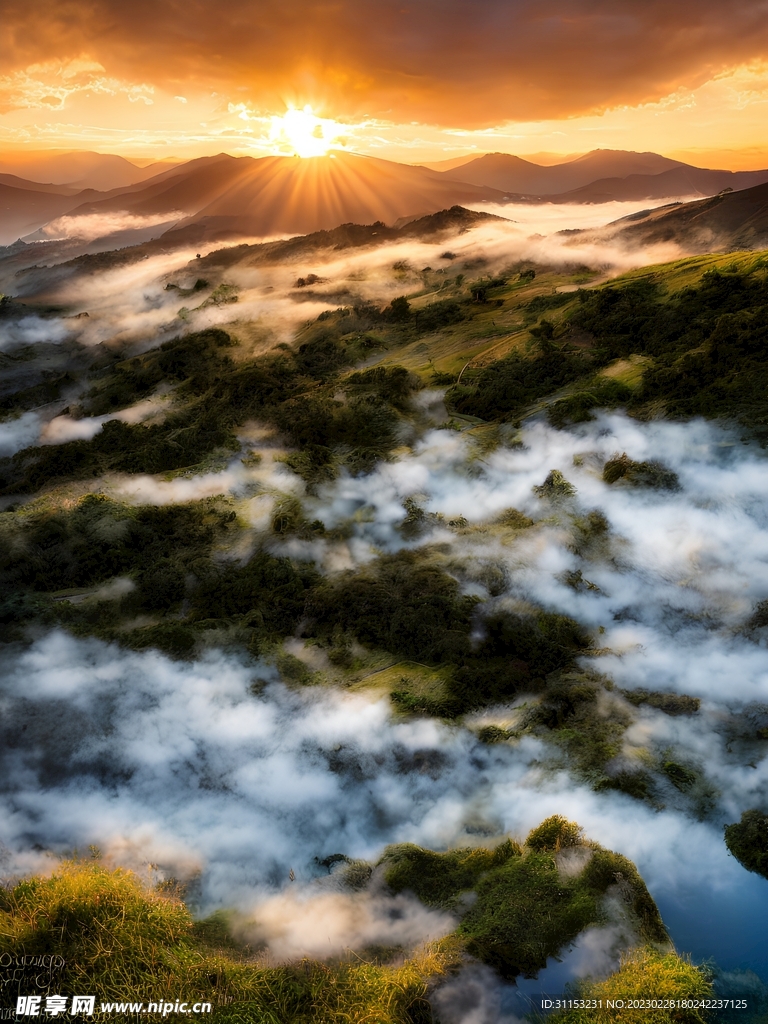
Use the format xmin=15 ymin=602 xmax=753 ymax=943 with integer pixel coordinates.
xmin=2 ymin=0 xmax=768 ymax=127
xmin=0 ymin=58 xmax=154 ymax=114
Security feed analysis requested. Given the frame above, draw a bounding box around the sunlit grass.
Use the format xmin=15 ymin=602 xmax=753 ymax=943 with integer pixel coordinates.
xmin=0 ymin=859 xmax=462 ymax=1022
xmin=550 ymin=947 xmax=713 ymax=1024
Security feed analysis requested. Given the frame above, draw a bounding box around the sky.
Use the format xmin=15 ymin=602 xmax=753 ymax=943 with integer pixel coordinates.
xmin=1 ymin=0 xmax=768 ymax=167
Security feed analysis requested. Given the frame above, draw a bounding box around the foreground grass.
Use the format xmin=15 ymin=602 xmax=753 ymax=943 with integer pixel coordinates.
xmin=550 ymin=948 xmax=713 ymax=1024
xmin=0 ymin=860 xmax=460 ymax=1022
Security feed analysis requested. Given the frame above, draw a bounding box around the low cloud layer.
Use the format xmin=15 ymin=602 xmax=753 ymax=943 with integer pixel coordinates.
xmin=0 ymin=410 xmax=42 ymax=456
xmin=241 ymin=889 xmax=457 ymax=961
xmin=0 ymin=398 xmax=167 ymax=459
xmin=0 ymin=314 xmax=73 ymax=352
xmin=0 ymin=629 xmax=766 ymax=974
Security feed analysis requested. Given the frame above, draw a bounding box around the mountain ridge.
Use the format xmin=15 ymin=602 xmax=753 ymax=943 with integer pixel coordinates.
xmin=600 ymin=180 xmax=768 ymax=252
xmin=441 ymin=149 xmax=768 ymax=199
xmin=4 ymin=147 xmax=768 ymax=249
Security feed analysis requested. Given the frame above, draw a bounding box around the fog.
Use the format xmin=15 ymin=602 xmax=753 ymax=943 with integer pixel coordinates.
xmin=0 ymin=410 xmax=42 ymax=456
xmin=4 ymin=402 xmax=768 ymax=984
xmin=40 ymin=212 xmax=187 ymax=244
xmin=127 ymin=408 xmax=768 ymax=711
xmin=0 ymin=398 xmax=168 ymax=459
xmin=0 ymin=197 xmax=679 ymax=360
xmin=0 ymin=314 xmax=74 ymax=351
xmin=292 ymin=414 xmax=768 ymax=695
xmin=69 ymin=406 xmax=768 ymax=887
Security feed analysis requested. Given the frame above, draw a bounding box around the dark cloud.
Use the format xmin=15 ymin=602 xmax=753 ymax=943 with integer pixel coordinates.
xmin=2 ymin=0 xmax=768 ymax=126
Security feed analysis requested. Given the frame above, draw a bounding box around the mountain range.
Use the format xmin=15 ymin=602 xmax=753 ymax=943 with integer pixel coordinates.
xmin=432 ymin=150 xmax=768 ymax=200
xmin=0 ymin=151 xmax=175 ymax=191
xmin=2 ymin=147 xmax=768 ymax=249
xmin=0 ymin=152 xmax=505 ymax=245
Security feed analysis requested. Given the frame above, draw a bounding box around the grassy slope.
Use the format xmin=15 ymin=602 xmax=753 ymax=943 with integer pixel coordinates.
xmin=440 ymin=250 xmax=768 ymax=433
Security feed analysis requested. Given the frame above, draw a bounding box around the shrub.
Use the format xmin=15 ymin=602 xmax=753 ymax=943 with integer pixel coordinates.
xmin=602 ymin=453 xmax=679 ymax=490
xmin=526 ymin=815 xmax=583 ymax=851
xmin=533 ymin=469 xmax=576 ymax=500
xmin=548 ymin=379 xmax=633 ymax=428
xmin=381 ymin=840 xmax=520 ymax=910
xmin=191 ymin=550 xmax=318 ymax=636
xmin=662 ymin=761 xmax=697 ymax=791
xmin=620 ymin=690 xmax=700 ymax=716
xmin=724 ymin=809 xmax=768 ymax=879
xmin=305 ymin=553 xmax=588 ymax=714
xmin=381 ymin=823 xmax=666 ymax=982
xmin=461 ymin=850 xmax=600 ymax=979
xmin=448 ymin=345 xmax=588 ymax=423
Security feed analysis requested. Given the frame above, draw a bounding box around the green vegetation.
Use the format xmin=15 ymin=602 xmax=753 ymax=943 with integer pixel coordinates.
xmin=548 ymin=379 xmax=633 ymax=428
xmin=381 ymin=838 xmax=520 ymax=907
xmin=0 ymin=494 xmax=234 ymax=595
xmin=524 ymin=290 xmax=575 ymax=318
xmin=602 ymin=453 xmax=679 ymax=490
xmin=381 ymin=294 xmax=468 ymax=332
xmin=447 ymin=339 xmax=588 ymax=423
xmin=620 ymin=690 xmax=701 ymax=716
xmin=1 ymin=498 xmax=590 ymax=704
xmin=190 ymin=549 xmax=318 ymax=638
xmin=662 ymin=761 xmax=697 ymax=792
xmin=570 ymin=264 xmax=768 ymax=434
xmin=0 ymin=492 xmax=319 ymax=655
xmin=0 ymin=324 xmax=422 ymax=493
xmin=446 ymin=260 xmax=768 ymax=438
xmin=0 ymin=371 xmax=76 ymax=418
xmin=12 ymin=257 xmax=765 ymax=500
xmin=724 ymin=809 xmax=768 ymax=879
xmin=304 ymin=551 xmax=589 ymax=714
xmin=533 ymin=468 xmax=577 ymax=500
xmin=522 ymin=673 xmax=630 ymax=786
xmin=0 ymin=818 xmax=672 ymax=1022
xmin=381 ymin=816 xmax=667 ymax=980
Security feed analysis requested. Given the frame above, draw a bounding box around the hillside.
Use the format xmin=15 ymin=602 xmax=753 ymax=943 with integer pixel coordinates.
xmin=1 ymin=152 xmax=505 ymax=247
xmin=550 ymin=165 xmax=768 ymax=203
xmin=0 ymin=181 xmax=103 ymax=243
xmin=7 ymin=148 xmax=768 ymax=249
xmin=9 ymin=206 xmax=502 ymax=297
xmin=78 ymin=151 xmax=507 ymax=241
xmin=602 ymin=179 xmax=768 ymax=252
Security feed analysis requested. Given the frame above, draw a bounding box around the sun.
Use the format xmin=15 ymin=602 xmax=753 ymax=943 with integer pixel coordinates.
xmin=269 ymin=105 xmax=345 ymax=158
